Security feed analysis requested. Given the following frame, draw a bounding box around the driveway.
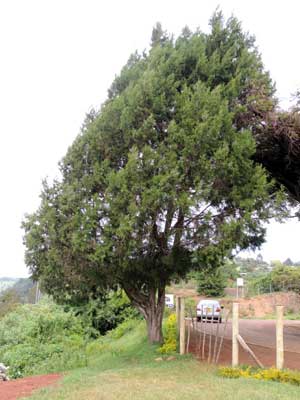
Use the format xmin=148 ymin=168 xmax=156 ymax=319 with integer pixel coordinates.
xmin=209 ymin=319 xmax=300 ymax=352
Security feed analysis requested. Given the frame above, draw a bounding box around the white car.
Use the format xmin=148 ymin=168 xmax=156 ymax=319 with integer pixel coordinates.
xmin=196 ymin=299 xmax=222 ymax=323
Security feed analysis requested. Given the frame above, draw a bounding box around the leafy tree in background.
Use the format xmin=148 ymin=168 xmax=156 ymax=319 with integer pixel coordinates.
xmin=192 ymin=258 xmax=238 ymax=297
xmin=195 ymin=267 xmax=226 ymax=297
xmin=249 ymin=264 xmax=300 ymax=294
xmin=219 ymin=259 xmax=239 ymax=282
xmin=234 ymin=256 xmax=270 ymax=277
xmin=271 ymin=265 xmax=300 ymax=293
xmin=22 ymin=11 xmax=287 ymax=343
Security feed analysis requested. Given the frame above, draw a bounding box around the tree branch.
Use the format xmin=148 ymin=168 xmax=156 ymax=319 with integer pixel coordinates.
xmin=173 ymin=208 xmax=184 ymax=247
xmin=164 ymin=202 xmax=175 ymax=236
xmin=184 ymin=203 xmax=212 ymax=226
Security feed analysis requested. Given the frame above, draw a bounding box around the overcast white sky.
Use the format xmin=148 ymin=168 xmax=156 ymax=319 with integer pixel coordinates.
xmin=1 ymin=0 xmax=300 ymax=277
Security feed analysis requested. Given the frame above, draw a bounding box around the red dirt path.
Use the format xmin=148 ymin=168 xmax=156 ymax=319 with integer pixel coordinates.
xmin=0 ymin=374 xmax=61 ymax=400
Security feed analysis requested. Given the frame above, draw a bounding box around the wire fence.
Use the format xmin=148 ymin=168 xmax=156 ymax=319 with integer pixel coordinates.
xmin=184 ymin=302 xmax=300 ymax=369
xmin=185 ymin=307 xmax=231 ymax=363
xmin=225 ymin=285 xmax=300 ymax=298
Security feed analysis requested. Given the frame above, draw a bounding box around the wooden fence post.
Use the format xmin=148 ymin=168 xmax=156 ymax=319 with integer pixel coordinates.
xmin=176 ymin=296 xmax=180 ymax=333
xmin=180 ymin=297 xmax=185 ymax=355
xmin=232 ymin=302 xmax=239 ymax=367
xmin=276 ymin=305 xmax=284 ymax=369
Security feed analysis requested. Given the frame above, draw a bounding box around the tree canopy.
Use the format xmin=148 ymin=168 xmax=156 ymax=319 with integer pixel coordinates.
xmin=23 ymin=11 xmax=287 ymax=343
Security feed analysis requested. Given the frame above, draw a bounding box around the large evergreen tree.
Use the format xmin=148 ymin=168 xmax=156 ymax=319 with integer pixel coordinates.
xmin=22 ymin=12 xmax=287 ymax=343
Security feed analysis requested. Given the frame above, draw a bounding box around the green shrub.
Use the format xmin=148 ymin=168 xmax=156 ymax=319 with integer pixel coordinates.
xmin=0 ymin=300 xmax=83 ymax=347
xmin=158 ymin=314 xmax=177 ymax=354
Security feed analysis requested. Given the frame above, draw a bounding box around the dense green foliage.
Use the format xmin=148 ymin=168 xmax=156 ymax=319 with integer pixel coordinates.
xmin=71 ymin=290 xmax=141 ymax=337
xmin=0 ymin=300 xmax=86 ymax=378
xmin=22 ymin=11 xmax=287 ymax=342
xmin=0 ymin=291 xmax=141 ymax=378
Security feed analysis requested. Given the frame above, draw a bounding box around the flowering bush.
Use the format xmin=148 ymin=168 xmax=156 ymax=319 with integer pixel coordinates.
xmin=158 ymin=314 xmax=177 ymax=354
xmin=218 ymin=366 xmax=300 ymax=386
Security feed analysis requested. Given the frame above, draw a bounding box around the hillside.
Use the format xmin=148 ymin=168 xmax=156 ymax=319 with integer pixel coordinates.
xmin=0 ymin=277 xmax=35 ymax=303
xmin=12 ymin=278 xmax=35 ymax=303
xmin=0 ymin=277 xmax=18 ymax=293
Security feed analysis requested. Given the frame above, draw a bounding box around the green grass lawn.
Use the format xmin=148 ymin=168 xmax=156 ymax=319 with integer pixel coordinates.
xmin=25 ymin=321 xmax=300 ymax=400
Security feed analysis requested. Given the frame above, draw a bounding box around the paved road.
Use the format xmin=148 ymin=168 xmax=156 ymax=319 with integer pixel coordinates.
xmin=195 ymin=319 xmax=300 ymax=353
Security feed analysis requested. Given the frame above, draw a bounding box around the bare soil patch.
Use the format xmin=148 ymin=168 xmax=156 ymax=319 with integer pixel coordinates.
xmin=226 ymin=292 xmax=300 ymax=318
xmin=0 ymin=374 xmax=61 ymax=400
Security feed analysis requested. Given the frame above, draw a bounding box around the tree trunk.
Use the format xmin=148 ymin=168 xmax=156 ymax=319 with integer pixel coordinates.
xmin=124 ymin=283 xmax=166 ymax=344
xmin=145 ymin=286 xmax=165 ymax=343
xmin=145 ymin=310 xmax=164 ymax=343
